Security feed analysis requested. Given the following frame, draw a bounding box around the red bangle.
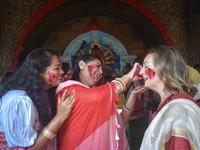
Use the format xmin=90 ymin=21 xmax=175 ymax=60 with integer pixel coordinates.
xmin=123 ymin=105 xmax=134 ymax=112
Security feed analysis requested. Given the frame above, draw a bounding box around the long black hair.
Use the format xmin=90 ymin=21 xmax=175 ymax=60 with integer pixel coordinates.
xmin=72 ymin=53 xmax=104 ymax=86
xmin=62 ymin=62 xmax=71 ymax=75
xmin=0 ymin=48 xmax=59 ymax=126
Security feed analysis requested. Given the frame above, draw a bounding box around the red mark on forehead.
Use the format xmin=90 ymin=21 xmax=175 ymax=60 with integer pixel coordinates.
xmin=145 ymin=52 xmax=152 ymax=57
xmin=48 ymin=71 xmax=57 ymax=82
xmin=88 ymin=65 xmax=96 ymax=79
xmin=145 ymin=68 xmax=155 ymax=79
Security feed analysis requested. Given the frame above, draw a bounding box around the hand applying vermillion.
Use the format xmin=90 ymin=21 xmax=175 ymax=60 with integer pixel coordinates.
xmin=127 ymin=62 xmax=144 ymax=82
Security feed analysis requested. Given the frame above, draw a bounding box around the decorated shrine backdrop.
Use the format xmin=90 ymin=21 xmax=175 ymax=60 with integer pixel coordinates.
xmin=1 ymin=0 xmax=200 ymax=83
xmin=60 ymin=31 xmax=137 ymax=77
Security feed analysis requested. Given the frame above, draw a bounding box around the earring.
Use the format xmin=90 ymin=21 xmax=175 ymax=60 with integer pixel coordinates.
xmin=80 ymin=66 xmax=83 ymax=70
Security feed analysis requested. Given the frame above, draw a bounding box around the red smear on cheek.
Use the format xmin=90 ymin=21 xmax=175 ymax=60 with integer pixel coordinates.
xmin=145 ymin=68 xmax=155 ymax=79
xmin=88 ymin=65 xmax=95 ymax=79
xmin=48 ymin=71 xmax=57 ymax=82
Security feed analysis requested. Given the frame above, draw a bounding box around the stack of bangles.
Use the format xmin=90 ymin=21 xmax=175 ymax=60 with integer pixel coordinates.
xmin=123 ymin=105 xmax=134 ymax=112
xmin=42 ymin=127 xmax=56 ymax=140
xmin=111 ymin=78 xmax=126 ymax=92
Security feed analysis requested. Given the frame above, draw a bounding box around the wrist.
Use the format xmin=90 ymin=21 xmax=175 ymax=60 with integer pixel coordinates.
xmin=42 ymin=127 xmax=56 ymax=140
xmin=123 ymin=104 xmax=134 ymax=112
xmin=121 ymin=74 xmax=130 ymax=85
xmin=52 ymin=114 xmax=65 ymax=127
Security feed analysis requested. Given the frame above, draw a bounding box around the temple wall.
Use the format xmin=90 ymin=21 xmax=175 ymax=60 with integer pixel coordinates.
xmin=1 ymin=0 xmax=199 ymax=83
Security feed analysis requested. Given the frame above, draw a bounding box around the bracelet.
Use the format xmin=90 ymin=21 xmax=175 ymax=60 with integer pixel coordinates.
xmin=123 ymin=105 xmax=134 ymax=112
xmin=115 ymin=78 xmax=126 ymax=92
xmin=112 ymin=80 xmax=124 ymax=92
xmin=42 ymin=127 xmax=56 ymax=140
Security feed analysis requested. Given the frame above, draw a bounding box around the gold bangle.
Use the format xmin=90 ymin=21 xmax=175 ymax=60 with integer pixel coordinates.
xmin=42 ymin=127 xmax=56 ymax=140
xmin=115 ymin=78 xmax=126 ymax=92
xmin=112 ymin=80 xmax=123 ymax=92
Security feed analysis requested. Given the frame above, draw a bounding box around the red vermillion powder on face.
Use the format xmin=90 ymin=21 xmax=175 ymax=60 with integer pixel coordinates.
xmin=145 ymin=68 xmax=155 ymax=79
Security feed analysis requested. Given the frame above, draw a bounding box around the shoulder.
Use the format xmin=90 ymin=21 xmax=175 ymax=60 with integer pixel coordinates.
xmin=159 ymin=96 xmax=200 ymax=122
xmin=2 ymin=90 xmax=29 ymax=101
xmin=1 ymin=90 xmax=33 ymax=110
xmin=3 ymin=89 xmax=27 ymax=96
xmin=56 ymin=80 xmax=89 ymax=94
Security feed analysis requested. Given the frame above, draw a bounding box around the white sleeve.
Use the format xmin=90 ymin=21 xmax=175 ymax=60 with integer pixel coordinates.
xmin=1 ymin=94 xmax=38 ymax=148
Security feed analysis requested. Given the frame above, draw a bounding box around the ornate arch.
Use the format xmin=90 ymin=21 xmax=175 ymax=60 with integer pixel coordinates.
xmin=12 ymin=0 xmax=172 ymax=72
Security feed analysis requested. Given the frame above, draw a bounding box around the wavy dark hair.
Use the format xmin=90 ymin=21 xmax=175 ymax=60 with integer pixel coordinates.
xmin=0 ymin=48 xmax=59 ymax=126
xmin=62 ymin=62 xmax=71 ymax=75
xmin=71 ymin=53 xmax=104 ymax=86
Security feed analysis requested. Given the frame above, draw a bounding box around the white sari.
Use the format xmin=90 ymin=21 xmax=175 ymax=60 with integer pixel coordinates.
xmin=140 ymin=95 xmax=200 ymax=150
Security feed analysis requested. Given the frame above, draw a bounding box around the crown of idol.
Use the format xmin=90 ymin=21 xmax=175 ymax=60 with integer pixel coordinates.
xmin=89 ymin=38 xmax=103 ymax=52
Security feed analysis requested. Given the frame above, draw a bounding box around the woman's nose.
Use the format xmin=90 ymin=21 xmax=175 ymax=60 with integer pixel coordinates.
xmin=139 ymin=67 xmax=144 ymax=76
xmin=99 ymin=68 xmax=103 ymax=74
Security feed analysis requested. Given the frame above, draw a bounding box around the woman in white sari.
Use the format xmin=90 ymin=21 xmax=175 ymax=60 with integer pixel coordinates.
xmin=139 ymin=45 xmax=200 ymax=150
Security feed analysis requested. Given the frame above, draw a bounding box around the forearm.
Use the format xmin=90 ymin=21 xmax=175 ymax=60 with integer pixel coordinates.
xmin=28 ymin=89 xmax=75 ymax=150
xmin=121 ymin=94 xmax=137 ymax=124
xmin=120 ymin=74 xmax=131 ymax=86
xmin=28 ymin=115 xmax=64 ymax=150
xmin=114 ymin=74 xmax=131 ymax=95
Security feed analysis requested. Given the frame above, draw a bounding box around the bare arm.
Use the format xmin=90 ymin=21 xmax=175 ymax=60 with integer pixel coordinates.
xmin=113 ymin=63 xmax=143 ymax=95
xmin=121 ymin=85 xmax=147 ymax=124
xmin=28 ymin=89 xmax=75 ymax=150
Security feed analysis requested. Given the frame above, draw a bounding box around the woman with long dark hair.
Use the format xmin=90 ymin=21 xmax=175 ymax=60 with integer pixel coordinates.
xmin=0 ymin=48 xmax=75 ymax=150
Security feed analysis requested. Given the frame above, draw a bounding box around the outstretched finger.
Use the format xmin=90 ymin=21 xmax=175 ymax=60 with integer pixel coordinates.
xmin=132 ymin=85 xmax=147 ymax=94
xmin=57 ymin=93 xmax=61 ymax=106
xmin=64 ymin=89 xmax=76 ymax=105
xmin=132 ymin=63 xmax=140 ymax=77
xmin=60 ymin=89 xmax=68 ymax=102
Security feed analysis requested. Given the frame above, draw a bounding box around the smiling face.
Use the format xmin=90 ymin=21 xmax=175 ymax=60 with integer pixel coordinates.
xmin=63 ymin=68 xmax=72 ymax=81
xmin=139 ymin=53 xmax=164 ymax=92
xmin=40 ymin=55 xmax=64 ymax=91
xmin=79 ymin=58 xmax=103 ymax=87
